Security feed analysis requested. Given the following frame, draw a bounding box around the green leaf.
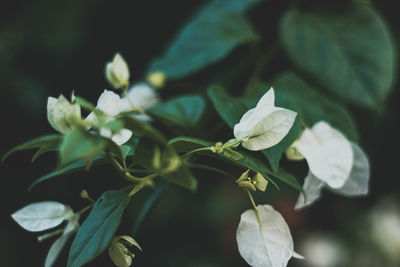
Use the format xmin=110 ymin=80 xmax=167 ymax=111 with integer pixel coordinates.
xmin=59 ymin=129 xmax=108 ymax=167
xmin=280 ymin=5 xmax=395 ymax=108
xmin=131 ymin=181 xmax=169 ymax=235
xmin=148 ymin=0 xmax=262 ymax=79
xmin=147 ymin=95 xmax=206 ymax=128
xmin=207 ymin=85 xmax=248 ymax=128
xmin=2 ymin=135 xmax=62 ymax=162
xmin=31 ymin=143 xmax=60 ymax=162
xmin=134 ymin=138 xmax=198 ymax=191
xmin=29 ymin=157 xmax=106 ymax=191
xmin=68 ymin=191 xmax=130 ymax=267
xmin=272 ymin=72 xmax=359 ymax=141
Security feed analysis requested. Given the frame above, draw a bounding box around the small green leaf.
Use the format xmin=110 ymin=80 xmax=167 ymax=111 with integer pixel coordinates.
xmin=2 ymin=135 xmax=62 ymax=162
xmin=223 ymin=148 xmax=243 ymax=160
xmin=147 ymin=95 xmax=206 ymax=128
xmin=59 ymin=129 xmax=108 ymax=167
xmin=67 ymin=191 xmax=130 ymax=267
xmin=148 ymin=0 xmax=262 ymax=79
xmin=280 ymin=5 xmax=395 ymax=108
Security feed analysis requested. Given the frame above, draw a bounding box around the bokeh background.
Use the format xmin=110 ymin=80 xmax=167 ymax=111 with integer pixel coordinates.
xmin=1 ymin=0 xmax=399 ymax=266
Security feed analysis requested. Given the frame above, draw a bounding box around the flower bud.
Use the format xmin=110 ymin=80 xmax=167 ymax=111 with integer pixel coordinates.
xmin=47 ymin=95 xmax=82 ymax=134
xmin=252 ymin=173 xmax=268 ymax=192
xmin=285 ymin=144 xmax=304 ymax=161
xmin=147 ymin=71 xmax=166 ymax=89
xmin=106 ymin=53 xmax=130 ymax=89
xmin=109 ymin=235 xmax=142 ymax=267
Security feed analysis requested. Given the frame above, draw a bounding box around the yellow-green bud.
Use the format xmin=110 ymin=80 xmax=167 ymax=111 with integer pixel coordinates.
xmin=285 ymin=144 xmax=304 ymax=161
xmin=105 ymin=53 xmax=130 ymax=89
xmin=252 ymin=173 xmax=268 ymax=192
xmin=147 ymin=71 xmax=166 ymax=88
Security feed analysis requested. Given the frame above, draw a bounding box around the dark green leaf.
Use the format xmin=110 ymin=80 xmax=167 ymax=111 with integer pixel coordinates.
xmin=68 ymin=191 xmax=130 ymax=267
xmin=272 ymin=72 xmax=358 ymax=141
xmin=148 ymin=0 xmax=262 ymax=79
xmin=2 ymin=135 xmax=62 ymax=162
xmin=28 ymin=157 xmax=106 ymax=191
xmin=280 ymin=5 xmax=395 ymax=108
xmin=147 ymin=95 xmax=206 ymax=128
xmin=121 ymin=115 xmax=167 ymax=144
xmin=59 ymin=129 xmax=108 ymax=167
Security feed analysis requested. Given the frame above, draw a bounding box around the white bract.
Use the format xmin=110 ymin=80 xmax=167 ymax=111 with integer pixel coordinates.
xmin=11 ymin=201 xmax=80 ymax=267
xmin=234 ymin=88 xmax=297 ymax=151
xmin=106 ymin=53 xmax=130 ymax=89
xmin=11 ymin=201 xmax=74 ymax=232
xmin=86 ymin=90 xmax=133 ymax=145
xmin=47 ymin=95 xmax=81 ymax=134
xmin=120 ymin=83 xmax=160 ymax=122
xmin=45 ymin=213 xmax=80 ymax=267
xmin=287 ymin=121 xmax=370 ymax=209
xmin=109 ymin=235 xmax=142 ymax=267
xmin=236 ymin=204 xmax=302 ymax=267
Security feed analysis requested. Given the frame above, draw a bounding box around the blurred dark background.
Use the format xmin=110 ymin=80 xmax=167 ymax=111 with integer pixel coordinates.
xmin=1 ymin=0 xmax=399 ymax=266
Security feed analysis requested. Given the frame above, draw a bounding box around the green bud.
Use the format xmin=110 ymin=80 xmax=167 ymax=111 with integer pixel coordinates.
xmin=252 ymin=173 xmax=268 ymax=192
xmin=285 ymin=144 xmax=304 ymax=161
xmin=238 ymin=181 xmax=257 ymax=191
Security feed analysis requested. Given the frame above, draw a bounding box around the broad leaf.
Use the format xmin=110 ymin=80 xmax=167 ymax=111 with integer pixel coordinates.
xmin=148 ymin=0 xmax=262 ymax=79
xmin=67 ymin=191 xmax=130 ymax=267
xmin=147 ymin=95 xmax=206 ymax=128
xmin=2 ymin=135 xmax=62 ymax=162
xmin=280 ymin=5 xmax=395 ymax=108
xmin=272 ymin=72 xmax=358 ymax=141
xmin=59 ymin=129 xmax=108 ymax=167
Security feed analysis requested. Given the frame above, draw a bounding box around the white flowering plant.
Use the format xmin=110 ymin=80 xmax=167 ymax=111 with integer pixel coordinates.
xmin=2 ymin=0 xmax=395 ymax=266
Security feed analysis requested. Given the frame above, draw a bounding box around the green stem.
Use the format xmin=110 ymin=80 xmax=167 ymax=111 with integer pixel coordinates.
xmin=246 ymin=189 xmax=264 ymax=235
xmin=181 ymin=147 xmax=212 ymax=160
xmin=77 ymin=203 xmax=94 ymax=215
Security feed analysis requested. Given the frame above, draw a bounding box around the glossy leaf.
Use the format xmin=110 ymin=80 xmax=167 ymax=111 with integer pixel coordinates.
xmin=147 ymin=95 xmax=206 ymax=128
xmin=67 ymin=191 xmax=130 ymax=267
xmin=272 ymin=72 xmax=358 ymax=141
xmin=148 ymin=0 xmax=262 ymax=79
xmin=280 ymin=5 xmax=395 ymax=108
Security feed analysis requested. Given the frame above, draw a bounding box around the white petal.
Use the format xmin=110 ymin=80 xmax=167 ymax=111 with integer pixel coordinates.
xmin=11 ymin=202 xmax=72 ymax=232
xmin=100 ymin=128 xmax=132 ymax=146
xmin=295 ymin=121 xmax=353 ymax=188
xmin=47 ymin=97 xmax=58 ymax=131
xmin=237 ymin=204 xmax=298 ymax=267
xmin=112 ymin=53 xmax=130 ymax=82
xmin=331 ymin=142 xmax=370 ymax=196
xmin=45 ymin=215 xmax=79 ymax=267
xmin=295 ymin=172 xmax=325 ymax=210
xmin=126 ymin=83 xmax=159 ymax=110
xmin=241 ymin=108 xmax=297 ymax=151
xmin=97 ymin=90 xmax=123 ymax=116
xmin=255 ymin=87 xmax=275 ymax=112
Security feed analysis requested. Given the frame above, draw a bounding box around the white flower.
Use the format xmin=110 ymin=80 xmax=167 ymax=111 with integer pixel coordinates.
xmin=108 ymin=235 xmax=142 ymax=267
xmin=236 ymin=204 xmax=303 ymax=267
xmin=120 ymin=83 xmax=160 ymax=122
xmin=288 ymin=121 xmax=370 ymax=209
xmin=11 ymin=201 xmax=80 ymax=267
xmin=86 ymin=90 xmax=133 ymax=145
xmin=47 ymin=95 xmax=81 ymax=134
xmin=234 ymin=88 xmax=297 ymax=151
xmin=106 ymin=53 xmax=130 ymax=89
